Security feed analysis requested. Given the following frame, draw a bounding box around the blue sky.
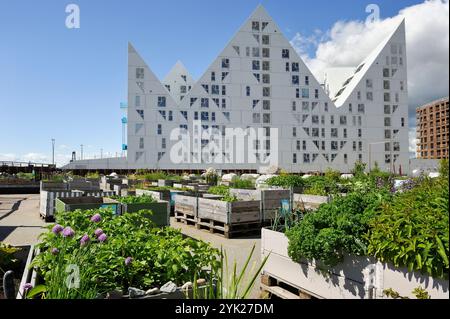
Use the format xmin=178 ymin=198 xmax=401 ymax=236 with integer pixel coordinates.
xmin=0 ymin=0 xmax=430 ymax=165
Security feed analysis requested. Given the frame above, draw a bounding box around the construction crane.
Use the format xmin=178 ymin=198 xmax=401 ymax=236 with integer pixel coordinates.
xmin=120 ymin=102 xmax=128 ymax=157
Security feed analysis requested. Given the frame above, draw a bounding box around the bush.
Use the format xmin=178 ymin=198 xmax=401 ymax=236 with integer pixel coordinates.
xmin=366 ymin=175 xmax=449 ymax=279
xmin=286 ymin=189 xmax=390 ymax=267
xmin=231 ymin=178 xmax=254 ymax=189
xmin=267 ymin=175 xmax=306 ymax=189
xmin=31 ymin=209 xmax=220 ymax=298
xmin=110 ymin=195 xmax=156 ymax=204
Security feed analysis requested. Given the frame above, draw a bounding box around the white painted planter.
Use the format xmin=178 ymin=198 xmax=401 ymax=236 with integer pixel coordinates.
xmin=261 ymin=228 xmax=449 ymax=299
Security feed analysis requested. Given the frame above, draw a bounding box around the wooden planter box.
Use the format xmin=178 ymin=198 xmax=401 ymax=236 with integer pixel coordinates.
xmin=261 ymin=228 xmax=449 ymax=299
xmin=17 ymin=246 xmax=211 ymax=299
xmin=121 ymin=201 xmax=170 ymax=227
xmin=55 ymin=197 xmax=121 ymax=215
xmin=230 ymin=189 xmax=290 ymax=221
xmin=197 ymin=198 xmax=260 ymax=224
xmin=174 ymin=195 xmax=199 ymax=224
xmin=40 ymin=190 xmax=116 ymax=221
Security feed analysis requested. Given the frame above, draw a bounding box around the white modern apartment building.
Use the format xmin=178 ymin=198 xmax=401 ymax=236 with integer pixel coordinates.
xmin=64 ymin=5 xmax=410 ymax=174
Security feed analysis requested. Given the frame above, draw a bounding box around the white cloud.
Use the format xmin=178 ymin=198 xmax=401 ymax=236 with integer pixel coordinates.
xmin=409 ymin=128 xmax=418 ymax=155
xmin=291 ymin=0 xmax=449 ymax=116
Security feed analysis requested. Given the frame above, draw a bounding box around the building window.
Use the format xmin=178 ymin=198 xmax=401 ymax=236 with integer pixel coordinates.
xmin=385 ymin=130 xmax=391 ymax=139
xmin=331 ymin=128 xmax=338 ymax=138
xmin=253 ymin=113 xmax=261 ymax=124
xmin=282 ymin=49 xmax=290 ymax=59
xmin=324 ymin=103 xmax=329 ymax=112
xmin=139 ymin=137 xmax=144 ymax=149
xmin=296 ymin=88 xmax=300 ymax=98
xmin=303 ymin=154 xmax=310 ymax=163
xmin=349 ymin=104 xmax=353 ymax=113
xmin=263 ymin=87 xmax=271 ymax=97
xmin=201 ymin=98 xmax=209 ymax=108
xmin=394 ymin=142 xmax=400 ymax=152
xmin=293 ymin=127 xmax=297 ymax=137
xmin=137 ymin=110 xmax=144 ymax=120
xmin=366 ymin=79 xmax=373 ymax=89
xmin=252 ymin=21 xmax=260 ymax=31
xmin=292 ymin=63 xmax=299 ymax=72
xmin=262 ymin=61 xmax=270 ymax=71
xmin=246 ymin=86 xmax=251 ymax=97
xmin=222 ymin=85 xmax=226 ymax=95
xmin=330 ymin=115 xmax=335 ymax=125
xmin=293 ymin=153 xmax=297 ymax=164
xmin=157 ymin=124 xmax=162 ymax=135
xmin=222 ymin=99 xmax=226 ymax=109
xmin=383 ymin=68 xmax=390 ymax=77
xmin=358 ymin=104 xmax=365 ymax=113
xmin=158 ymin=96 xmax=166 ymax=107
xmin=292 ymin=75 xmax=299 ymax=85
xmin=302 ymin=101 xmax=309 ymax=112
xmin=194 ymin=111 xmax=199 ymax=120
xmin=252 ymin=47 xmax=260 ymax=57
xmin=384 ymin=105 xmax=391 ymax=114
xmin=136 ymin=68 xmax=144 ymax=79
xmin=263 ymin=113 xmax=271 ymax=124
xmin=315 ymin=89 xmax=319 ymax=99
xmin=252 ymin=60 xmax=260 ymax=71
xmin=385 ymin=117 xmax=391 ymax=127
xmin=385 ymin=154 xmax=391 ymax=164
xmin=168 ymin=111 xmax=173 ymax=121
xmin=305 ymin=76 xmax=309 ymax=86
xmin=312 ymin=128 xmax=319 ymax=137
xmin=384 ymin=80 xmax=390 ymax=90
xmin=135 ymin=123 xmax=144 ymax=134
xmin=353 ymin=141 xmax=357 ymax=151
xmin=385 ymin=142 xmax=391 ymax=152
xmin=212 ymin=85 xmax=220 ymax=95
xmin=312 ymin=115 xmax=319 ymax=124
xmin=263 ymin=100 xmax=271 ymax=110
xmin=331 ymin=141 xmax=338 ymax=151
xmin=344 ymin=154 xmax=348 ymax=164
xmin=262 ymin=48 xmax=270 ymax=58
xmin=384 ymin=93 xmax=391 ymax=102
xmin=302 ymin=88 xmax=309 ymax=99
xmin=340 ymin=116 xmax=347 ymax=125
xmin=358 ymin=129 xmax=362 ymax=138
xmin=401 ymin=118 xmax=405 ymax=127
xmin=262 ymin=74 xmax=270 ymax=84
xmin=201 ymin=112 xmax=209 ymax=121
xmin=343 ymin=128 xmax=348 ymax=138
xmin=262 ymin=35 xmax=270 ymax=45
xmin=366 ymin=92 xmax=373 ymax=101
xmin=222 ymin=58 xmax=230 ymax=69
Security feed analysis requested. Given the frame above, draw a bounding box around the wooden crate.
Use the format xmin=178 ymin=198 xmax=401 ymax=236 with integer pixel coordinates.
xmin=196 ymin=218 xmax=263 ymax=239
xmin=197 ymin=198 xmax=260 ymax=224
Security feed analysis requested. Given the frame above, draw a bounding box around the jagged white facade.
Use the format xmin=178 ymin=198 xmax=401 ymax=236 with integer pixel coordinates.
xmin=162 ymin=61 xmax=195 ymax=103
xmin=64 ymin=5 xmax=410 ymax=173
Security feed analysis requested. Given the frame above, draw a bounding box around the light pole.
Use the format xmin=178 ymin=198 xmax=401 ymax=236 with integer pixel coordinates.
xmin=51 ymin=139 xmax=55 ymax=165
xmin=80 ymin=144 xmax=84 ymax=160
xmin=100 ymin=148 xmax=103 ymax=159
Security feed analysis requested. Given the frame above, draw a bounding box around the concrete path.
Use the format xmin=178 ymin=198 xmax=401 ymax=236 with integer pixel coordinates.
xmin=171 ymin=218 xmax=263 ymax=298
xmin=0 ymin=194 xmax=48 ymax=246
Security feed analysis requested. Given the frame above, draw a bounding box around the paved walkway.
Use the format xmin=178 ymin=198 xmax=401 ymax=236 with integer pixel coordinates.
xmin=171 ymin=218 xmax=262 ymax=298
xmin=0 ymin=194 xmax=47 ymax=246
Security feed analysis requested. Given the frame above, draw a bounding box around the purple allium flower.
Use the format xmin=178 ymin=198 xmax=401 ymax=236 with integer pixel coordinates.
xmin=23 ymin=283 xmax=33 ymax=291
xmin=90 ymin=213 xmax=102 ymax=223
xmin=80 ymin=234 xmax=90 ymax=246
xmin=98 ymin=233 xmax=107 ymax=243
xmin=125 ymin=257 xmax=133 ymax=266
xmin=62 ymin=226 xmax=75 ymax=238
xmin=52 ymin=224 xmax=64 ymax=235
xmin=51 ymin=248 xmax=59 ymax=255
xmin=94 ymin=228 xmax=104 ymax=238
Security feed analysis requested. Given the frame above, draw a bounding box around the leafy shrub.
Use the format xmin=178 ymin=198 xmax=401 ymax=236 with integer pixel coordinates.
xmin=110 ymin=195 xmax=156 ymax=204
xmin=366 ymin=175 xmax=449 ymax=279
xmin=208 ymin=185 xmax=230 ymax=196
xmin=267 ymin=175 xmax=306 ymax=189
xmin=286 ymin=190 xmax=390 ymax=266
xmin=86 ymin=172 xmax=100 ymax=179
xmin=231 ymin=178 xmax=255 ymax=189
xmin=31 ymin=209 xmax=220 ymax=298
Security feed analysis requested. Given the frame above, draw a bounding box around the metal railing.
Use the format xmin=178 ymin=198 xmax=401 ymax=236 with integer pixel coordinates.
xmin=0 ymin=161 xmax=56 ymax=168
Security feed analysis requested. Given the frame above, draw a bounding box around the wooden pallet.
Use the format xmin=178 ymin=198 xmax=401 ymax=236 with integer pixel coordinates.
xmin=260 ymin=274 xmax=315 ymax=299
xmin=195 ymin=217 xmax=264 ymax=238
xmin=174 ymin=211 xmax=197 ymax=226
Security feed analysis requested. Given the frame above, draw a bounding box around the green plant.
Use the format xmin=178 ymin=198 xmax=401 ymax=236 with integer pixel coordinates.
xmin=412 ymin=286 xmax=431 ymax=299
xmin=86 ymin=172 xmax=100 ymax=179
xmin=188 ymin=245 xmax=270 ymax=299
xmin=110 ymin=195 xmax=157 ymax=204
xmin=208 ymin=185 xmax=230 ymax=196
xmin=267 ymin=175 xmax=306 ymax=189
xmin=231 ymin=178 xmax=255 ymax=189
xmin=286 ymin=189 xmax=390 ymax=267
xmin=31 ymin=208 xmax=220 ymax=298
xmin=352 ymin=161 xmax=367 ymax=179
xmin=366 ymin=176 xmax=449 ymax=279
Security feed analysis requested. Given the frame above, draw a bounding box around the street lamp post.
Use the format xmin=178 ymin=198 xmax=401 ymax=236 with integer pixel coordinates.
xmin=51 ymin=139 xmax=55 ymax=166
xmin=80 ymin=144 xmax=84 ymax=160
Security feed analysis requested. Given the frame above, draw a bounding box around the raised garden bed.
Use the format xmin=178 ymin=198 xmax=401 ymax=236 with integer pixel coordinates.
xmin=293 ymin=194 xmax=330 ymax=210
xmin=261 ymin=228 xmax=449 ymax=299
xmin=40 ymin=190 xmax=116 ymax=221
xmin=120 ymin=201 xmax=170 ymax=227
xmin=230 ymin=188 xmax=290 ymax=221
xmin=55 ymin=197 xmax=121 ymax=215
